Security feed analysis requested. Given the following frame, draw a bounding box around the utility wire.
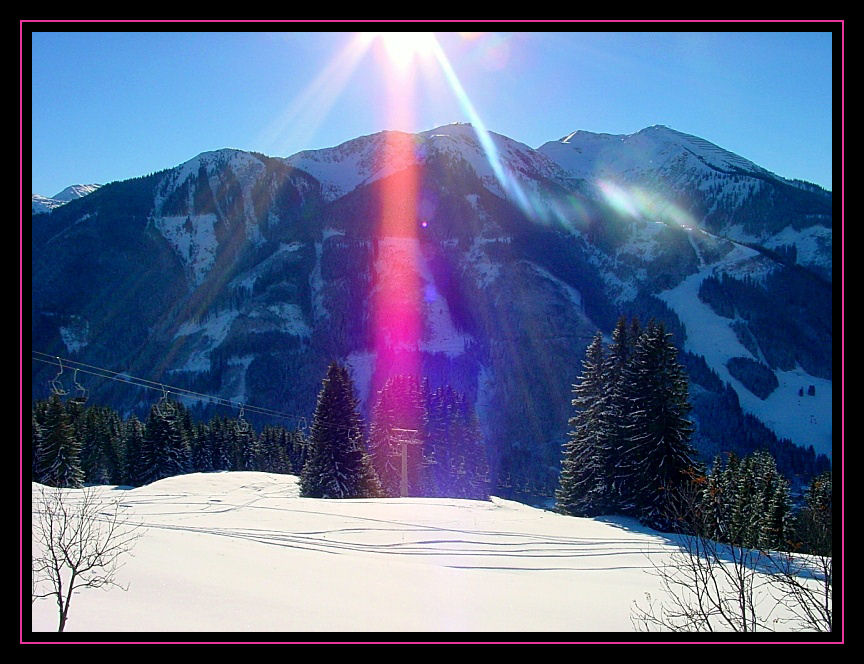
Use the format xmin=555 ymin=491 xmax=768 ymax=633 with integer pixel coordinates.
xmin=30 ymin=351 xmax=365 ymax=433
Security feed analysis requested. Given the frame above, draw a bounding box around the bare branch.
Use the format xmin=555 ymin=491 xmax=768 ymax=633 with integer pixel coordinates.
xmin=31 ymin=484 xmax=142 ymax=632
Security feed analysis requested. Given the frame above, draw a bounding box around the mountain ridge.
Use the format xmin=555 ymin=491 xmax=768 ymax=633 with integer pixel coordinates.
xmin=31 ymin=122 xmax=834 ymax=494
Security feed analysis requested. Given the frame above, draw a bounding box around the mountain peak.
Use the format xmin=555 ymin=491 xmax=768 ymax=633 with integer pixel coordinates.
xmin=52 ymin=183 xmax=102 ymax=201
xmin=541 ymin=124 xmax=772 ymax=181
xmin=32 ymin=183 xmax=102 ymax=214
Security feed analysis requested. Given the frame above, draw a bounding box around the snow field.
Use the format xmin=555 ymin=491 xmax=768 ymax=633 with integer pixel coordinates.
xmin=29 ymin=472 xmax=822 ymax=636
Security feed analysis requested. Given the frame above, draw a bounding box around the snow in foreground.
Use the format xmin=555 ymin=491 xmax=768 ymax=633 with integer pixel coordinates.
xmin=28 ymin=472 xmax=813 ymax=636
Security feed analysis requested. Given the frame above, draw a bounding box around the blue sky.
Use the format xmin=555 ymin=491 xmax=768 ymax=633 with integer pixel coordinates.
xmin=29 ymin=27 xmax=836 ymax=197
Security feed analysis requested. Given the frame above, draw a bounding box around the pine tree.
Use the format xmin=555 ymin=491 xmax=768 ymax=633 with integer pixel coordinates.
xmin=210 ymin=416 xmax=234 ymax=471
xmin=795 ymin=470 xmax=832 ymax=556
xmin=698 ymin=450 xmax=793 ymax=550
xmin=452 ymin=394 xmax=489 ymax=500
xmin=189 ymin=422 xmax=214 ymax=473
xmin=79 ymin=407 xmax=116 ymax=485
xmin=700 ymin=453 xmax=740 ymax=541
xmin=300 ymin=363 xmax=382 ymax=499
xmin=36 ymin=394 xmax=84 ymax=488
xmin=423 ymin=385 xmax=453 ymax=497
xmin=236 ymin=420 xmax=259 ymax=471
xmin=257 ymin=425 xmax=290 ymax=474
xmin=138 ymin=399 xmax=190 ymax=485
xmin=618 ymin=321 xmax=698 ymax=530
xmin=760 ymin=472 xmax=791 ymax=551
xmin=32 ymin=410 xmax=44 ymax=482
xmin=605 ymin=317 xmax=641 ymax=512
xmin=122 ymin=414 xmax=145 ymax=486
xmin=556 ymin=332 xmax=612 ymax=516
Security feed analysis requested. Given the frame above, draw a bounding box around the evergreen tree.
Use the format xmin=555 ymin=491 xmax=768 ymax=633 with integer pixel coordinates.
xmin=138 ymin=399 xmax=190 ymax=485
xmin=700 ymin=453 xmax=740 ymax=542
xmin=300 ymin=363 xmax=382 ymax=499
xmin=32 ymin=410 xmax=44 ymax=482
xmin=189 ymin=422 xmax=214 ymax=473
xmin=423 ymin=385 xmax=453 ymax=497
xmin=122 ymin=415 xmax=145 ymax=486
xmin=794 ymin=470 xmax=832 ymax=556
xmin=203 ymin=416 xmax=231 ymax=471
xmin=760 ymin=472 xmax=791 ymax=550
xmin=36 ymin=394 xmax=84 ymax=488
xmin=79 ymin=407 xmax=116 ymax=485
xmin=259 ymin=426 xmax=291 ymax=474
xmin=699 ymin=450 xmax=793 ymax=550
xmin=450 ymin=394 xmax=489 ymax=500
xmin=236 ymin=418 xmax=259 ymax=471
xmin=606 ymin=317 xmax=641 ymax=511
xmin=617 ymin=321 xmax=698 ymax=530
xmin=556 ymin=332 xmax=613 ymax=516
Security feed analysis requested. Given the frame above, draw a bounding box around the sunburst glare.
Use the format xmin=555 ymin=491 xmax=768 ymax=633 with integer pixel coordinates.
xmin=365 ymin=32 xmax=438 ymax=69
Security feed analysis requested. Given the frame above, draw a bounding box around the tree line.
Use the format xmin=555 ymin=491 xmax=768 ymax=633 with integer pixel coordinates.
xmin=32 ymin=393 xmax=309 ymax=489
xmin=31 ymin=362 xmax=489 ymax=502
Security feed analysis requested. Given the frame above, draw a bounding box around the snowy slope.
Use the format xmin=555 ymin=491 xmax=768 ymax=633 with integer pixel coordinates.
xmin=285 ymin=123 xmax=568 ymax=204
xmin=657 ymin=235 xmax=832 ymax=458
xmin=539 ymin=125 xmax=773 ymax=183
xmin=28 ymin=472 xmax=825 ymax=636
xmin=150 ymin=150 xmax=272 ymax=284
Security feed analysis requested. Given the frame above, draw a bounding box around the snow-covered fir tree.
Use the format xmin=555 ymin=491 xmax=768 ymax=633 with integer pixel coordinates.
xmin=138 ymin=399 xmax=190 ymax=485
xmin=300 ymin=362 xmax=382 ymax=499
xmin=794 ymin=470 xmax=832 ymax=556
xmin=556 ymin=318 xmax=699 ymax=530
xmin=31 ymin=411 xmax=44 ymax=482
xmin=698 ymin=450 xmax=792 ymax=549
xmin=619 ymin=321 xmax=698 ymax=530
xmin=36 ymin=393 xmax=84 ymax=488
xmin=556 ymin=331 xmax=613 ymax=516
xmin=605 ymin=317 xmax=641 ymax=512
xmin=122 ymin=414 xmax=145 ymax=486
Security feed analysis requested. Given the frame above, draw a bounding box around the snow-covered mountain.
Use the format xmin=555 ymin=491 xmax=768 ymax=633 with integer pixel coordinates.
xmin=286 ymin=123 xmax=568 ymax=203
xmin=542 ymin=125 xmax=773 ymax=182
xmin=31 ymin=123 xmax=833 ymax=494
xmin=31 ymin=183 xmax=101 ymax=214
xmin=539 ymin=126 xmax=832 ymax=280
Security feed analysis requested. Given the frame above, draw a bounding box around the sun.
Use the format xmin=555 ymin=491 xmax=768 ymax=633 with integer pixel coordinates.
xmin=365 ymin=32 xmax=438 ymax=68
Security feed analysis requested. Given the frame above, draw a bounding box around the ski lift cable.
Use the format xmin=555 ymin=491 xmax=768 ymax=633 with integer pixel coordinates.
xmin=32 ymin=353 xmax=294 ymax=421
xmin=33 ymin=351 xmax=271 ymax=415
xmin=32 ymin=353 xmax=321 ymax=429
xmin=31 ymin=351 xmax=358 ymax=434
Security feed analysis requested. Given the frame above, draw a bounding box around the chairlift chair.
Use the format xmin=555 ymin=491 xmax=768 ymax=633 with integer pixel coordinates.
xmin=154 ymin=385 xmax=172 ymax=417
xmin=236 ymin=404 xmax=252 ymax=435
xmin=69 ymin=368 xmax=88 ymax=405
xmin=49 ymin=357 xmax=69 ymax=397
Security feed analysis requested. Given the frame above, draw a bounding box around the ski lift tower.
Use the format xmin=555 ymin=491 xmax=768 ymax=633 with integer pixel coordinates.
xmin=392 ymin=428 xmax=420 ymax=497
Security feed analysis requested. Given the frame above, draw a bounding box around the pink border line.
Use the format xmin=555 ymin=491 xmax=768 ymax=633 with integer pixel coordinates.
xmin=21 ymin=17 xmax=844 ymax=647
